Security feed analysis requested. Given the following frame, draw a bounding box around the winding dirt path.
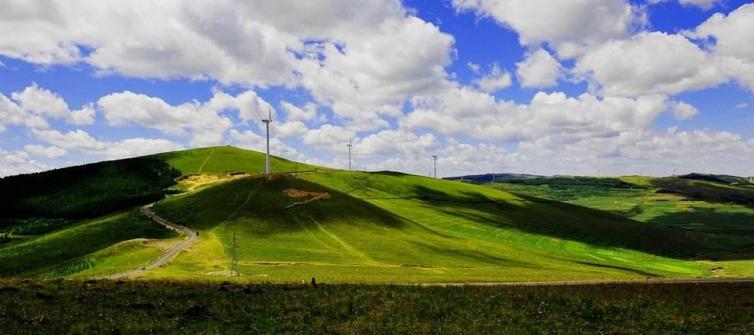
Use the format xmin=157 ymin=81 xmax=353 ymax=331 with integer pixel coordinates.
xmin=103 ymin=204 xmax=198 ymax=280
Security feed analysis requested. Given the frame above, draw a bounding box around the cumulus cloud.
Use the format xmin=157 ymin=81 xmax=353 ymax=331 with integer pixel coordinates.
xmin=650 ymin=0 xmax=723 ymax=10
xmin=0 ymin=83 xmax=95 ymax=129
xmin=302 ymin=124 xmax=355 ymax=149
xmin=694 ymin=4 xmax=754 ymax=92
xmin=97 ymin=90 xmax=270 ymax=146
xmin=228 ymin=129 xmax=299 ymax=159
xmin=30 ymin=128 xmax=183 ymax=160
xmin=406 ymin=87 xmax=668 ymax=141
xmin=516 ymin=48 xmax=562 ymax=88
xmin=0 ymin=0 xmax=454 ymax=128
xmin=574 ymin=32 xmax=725 ymax=96
xmin=451 ymin=0 xmax=639 ymax=57
xmin=24 ymin=144 xmax=67 ymax=158
xmin=671 ymin=101 xmax=699 ymax=120
xmin=473 ymin=64 xmax=512 ymax=93
xmin=0 ymin=147 xmax=49 ymax=177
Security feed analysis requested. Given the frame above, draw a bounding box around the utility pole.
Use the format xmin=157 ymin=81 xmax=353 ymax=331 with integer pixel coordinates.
xmin=262 ymin=106 xmax=272 ymax=176
xmin=347 ymin=139 xmax=352 ymax=171
xmin=432 ymin=155 xmax=438 ymax=178
xmin=231 ymin=232 xmax=238 ymax=276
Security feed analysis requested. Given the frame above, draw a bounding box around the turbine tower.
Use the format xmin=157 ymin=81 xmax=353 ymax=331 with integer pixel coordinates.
xmin=347 ymin=139 xmax=352 ymax=171
xmin=432 ymin=155 xmax=438 ymax=179
xmin=262 ymin=106 xmax=272 ymax=176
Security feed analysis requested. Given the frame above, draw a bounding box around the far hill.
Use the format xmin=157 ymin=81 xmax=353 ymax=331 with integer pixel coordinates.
xmin=1 ymin=146 xmax=752 ymax=282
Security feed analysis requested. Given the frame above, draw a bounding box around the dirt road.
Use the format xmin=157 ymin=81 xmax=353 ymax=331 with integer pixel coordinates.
xmin=104 ymin=204 xmax=198 ymax=280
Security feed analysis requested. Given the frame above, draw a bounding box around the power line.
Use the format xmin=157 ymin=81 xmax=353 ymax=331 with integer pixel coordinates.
xmin=231 ymin=232 xmax=238 ymax=277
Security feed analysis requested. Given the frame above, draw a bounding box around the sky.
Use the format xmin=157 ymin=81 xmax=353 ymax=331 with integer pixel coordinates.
xmin=1 ymin=0 xmax=753 ymax=178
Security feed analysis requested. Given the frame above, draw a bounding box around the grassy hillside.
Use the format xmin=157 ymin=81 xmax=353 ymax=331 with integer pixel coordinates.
xmin=489 ymin=176 xmax=754 ymax=267
xmin=0 ymin=211 xmax=175 ymax=276
xmin=146 ymin=171 xmax=709 ymax=283
xmin=155 ymin=145 xmax=318 ymax=175
xmin=3 ymin=146 xmax=752 ymax=283
xmin=0 ymin=157 xmax=179 ymax=219
xmin=652 ymin=177 xmax=754 ymax=207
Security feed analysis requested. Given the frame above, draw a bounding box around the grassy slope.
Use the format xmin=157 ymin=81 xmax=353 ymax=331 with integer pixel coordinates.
xmin=3 ymin=146 xmax=747 ymax=282
xmin=0 ymin=211 xmax=175 ymax=277
xmin=156 ymin=145 xmax=318 ymax=175
xmin=0 ymin=146 xmax=303 ymax=278
xmin=489 ymin=176 xmax=754 ymax=276
xmin=148 ymin=170 xmax=707 ymax=283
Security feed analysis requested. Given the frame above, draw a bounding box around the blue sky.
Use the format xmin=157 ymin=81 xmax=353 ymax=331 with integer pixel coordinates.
xmin=0 ymin=0 xmax=752 ymax=177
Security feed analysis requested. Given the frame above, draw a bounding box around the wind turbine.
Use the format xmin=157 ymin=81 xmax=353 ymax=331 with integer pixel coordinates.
xmin=347 ymin=139 xmax=352 ymax=171
xmin=262 ymin=106 xmax=272 ymax=176
xmin=432 ymin=155 xmax=438 ymax=179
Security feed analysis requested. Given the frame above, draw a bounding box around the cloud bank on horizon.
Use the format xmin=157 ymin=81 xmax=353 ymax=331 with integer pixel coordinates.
xmin=0 ymin=0 xmax=752 ymax=177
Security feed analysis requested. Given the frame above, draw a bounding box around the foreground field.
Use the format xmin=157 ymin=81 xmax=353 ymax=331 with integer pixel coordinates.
xmin=1 ymin=279 xmax=752 ymax=334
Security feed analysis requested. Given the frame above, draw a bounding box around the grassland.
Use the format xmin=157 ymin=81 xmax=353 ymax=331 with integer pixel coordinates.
xmin=0 ymin=211 xmax=175 ymax=277
xmin=144 ymin=170 xmax=712 ymax=283
xmin=2 ymin=146 xmax=753 ymax=284
xmin=488 ymin=175 xmax=754 ymax=276
xmin=1 ymin=279 xmax=753 ymax=334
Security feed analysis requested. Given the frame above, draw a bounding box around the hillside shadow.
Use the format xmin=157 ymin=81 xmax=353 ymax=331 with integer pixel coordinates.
xmin=156 ymin=176 xmax=456 ymax=240
xmin=652 ymin=178 xmax=754 ymax=208
xmin=645 ymin=206 xmax=754 ymax=260
xmin=404 ymin=186 xmax=737 ymax=261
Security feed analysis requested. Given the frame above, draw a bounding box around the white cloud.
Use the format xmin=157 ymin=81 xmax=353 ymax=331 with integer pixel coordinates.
xmin=406 ymin=88 xmax=668 ymax=141
xmin=473 ymin=64 xmax=512 ymax=93
xmin=281 ymin=101 xmax=319 ymax=122
xmin=694 ymin=4 xmax=754 ymax=92
xmin=671 ymin=101 xmax=699 ymax=120
xmin=0 ymin=147 xmax=49 ymax=177
xmin=97 ymin=90 xmax=249 ymax=147
xmin=276 ymin=120 xmax=309 ymax=139
xmin=228 ymin=129 xmax=299 ymax=159
xmin=516 ymin=48 xmax=562 ymax=88
xmin=6 ymin=83 xmax=95 ymax=126
xmin=296 ymin=15 xmax=454 ymax=126
xmin=451 ymin=0 xmax=639 ymax=57
xmin=24 ymin=144 xmax=66 ymax=158
xmin=650 ymin=0 xmax=723 ymax=10
xmin=0 ymin=0 xmax=454 ymax=128
xmin=31 ymin=129 xmax=183 ymax=160
xmin=574 ymin=32 xmax=725 ymax=96
xmin=302 ymin=124 xmax=355 ymax=149
xmin=357 ymin=129 xmax=437 ymax=156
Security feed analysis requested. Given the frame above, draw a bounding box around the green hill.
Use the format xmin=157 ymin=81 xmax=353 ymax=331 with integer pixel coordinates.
xmin=2 ymin=146 xmax=752 ymax=282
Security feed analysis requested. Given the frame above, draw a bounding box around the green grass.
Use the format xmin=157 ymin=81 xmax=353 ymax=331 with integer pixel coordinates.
xmin=2 ymin=279 xmax=753 ymax=334
xmin=0 ymin=211 xmax=175 ymax=277
xmin=42 ymin=239 xmax=170 ymax=279
xmin=156 ymin=145 xmax=318 ymax=175
xmin=489 ymin=176 xmax=754 ymax=273
xmin=146 ymin=171 xmax=709 ymax=283
xmin=2 ymin=146 xmax=752 ymax=283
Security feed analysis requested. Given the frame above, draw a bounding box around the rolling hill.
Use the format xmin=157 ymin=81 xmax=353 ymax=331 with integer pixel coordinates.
xmin=1 ymin=146 xmax=751 ymax=282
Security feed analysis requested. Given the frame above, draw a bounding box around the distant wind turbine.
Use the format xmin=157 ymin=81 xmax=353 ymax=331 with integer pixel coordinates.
xmin=347 ymin=139 xmax=352 ymax=171
xmin=262 ymin=106 xmax=272 ymax=176
xmin=432 ymin=155 xmax=438 ymax=179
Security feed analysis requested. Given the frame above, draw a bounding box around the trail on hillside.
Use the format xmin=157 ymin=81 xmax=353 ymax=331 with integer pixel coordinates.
xmin=103 ymin=204 xmax=198 ymax=280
